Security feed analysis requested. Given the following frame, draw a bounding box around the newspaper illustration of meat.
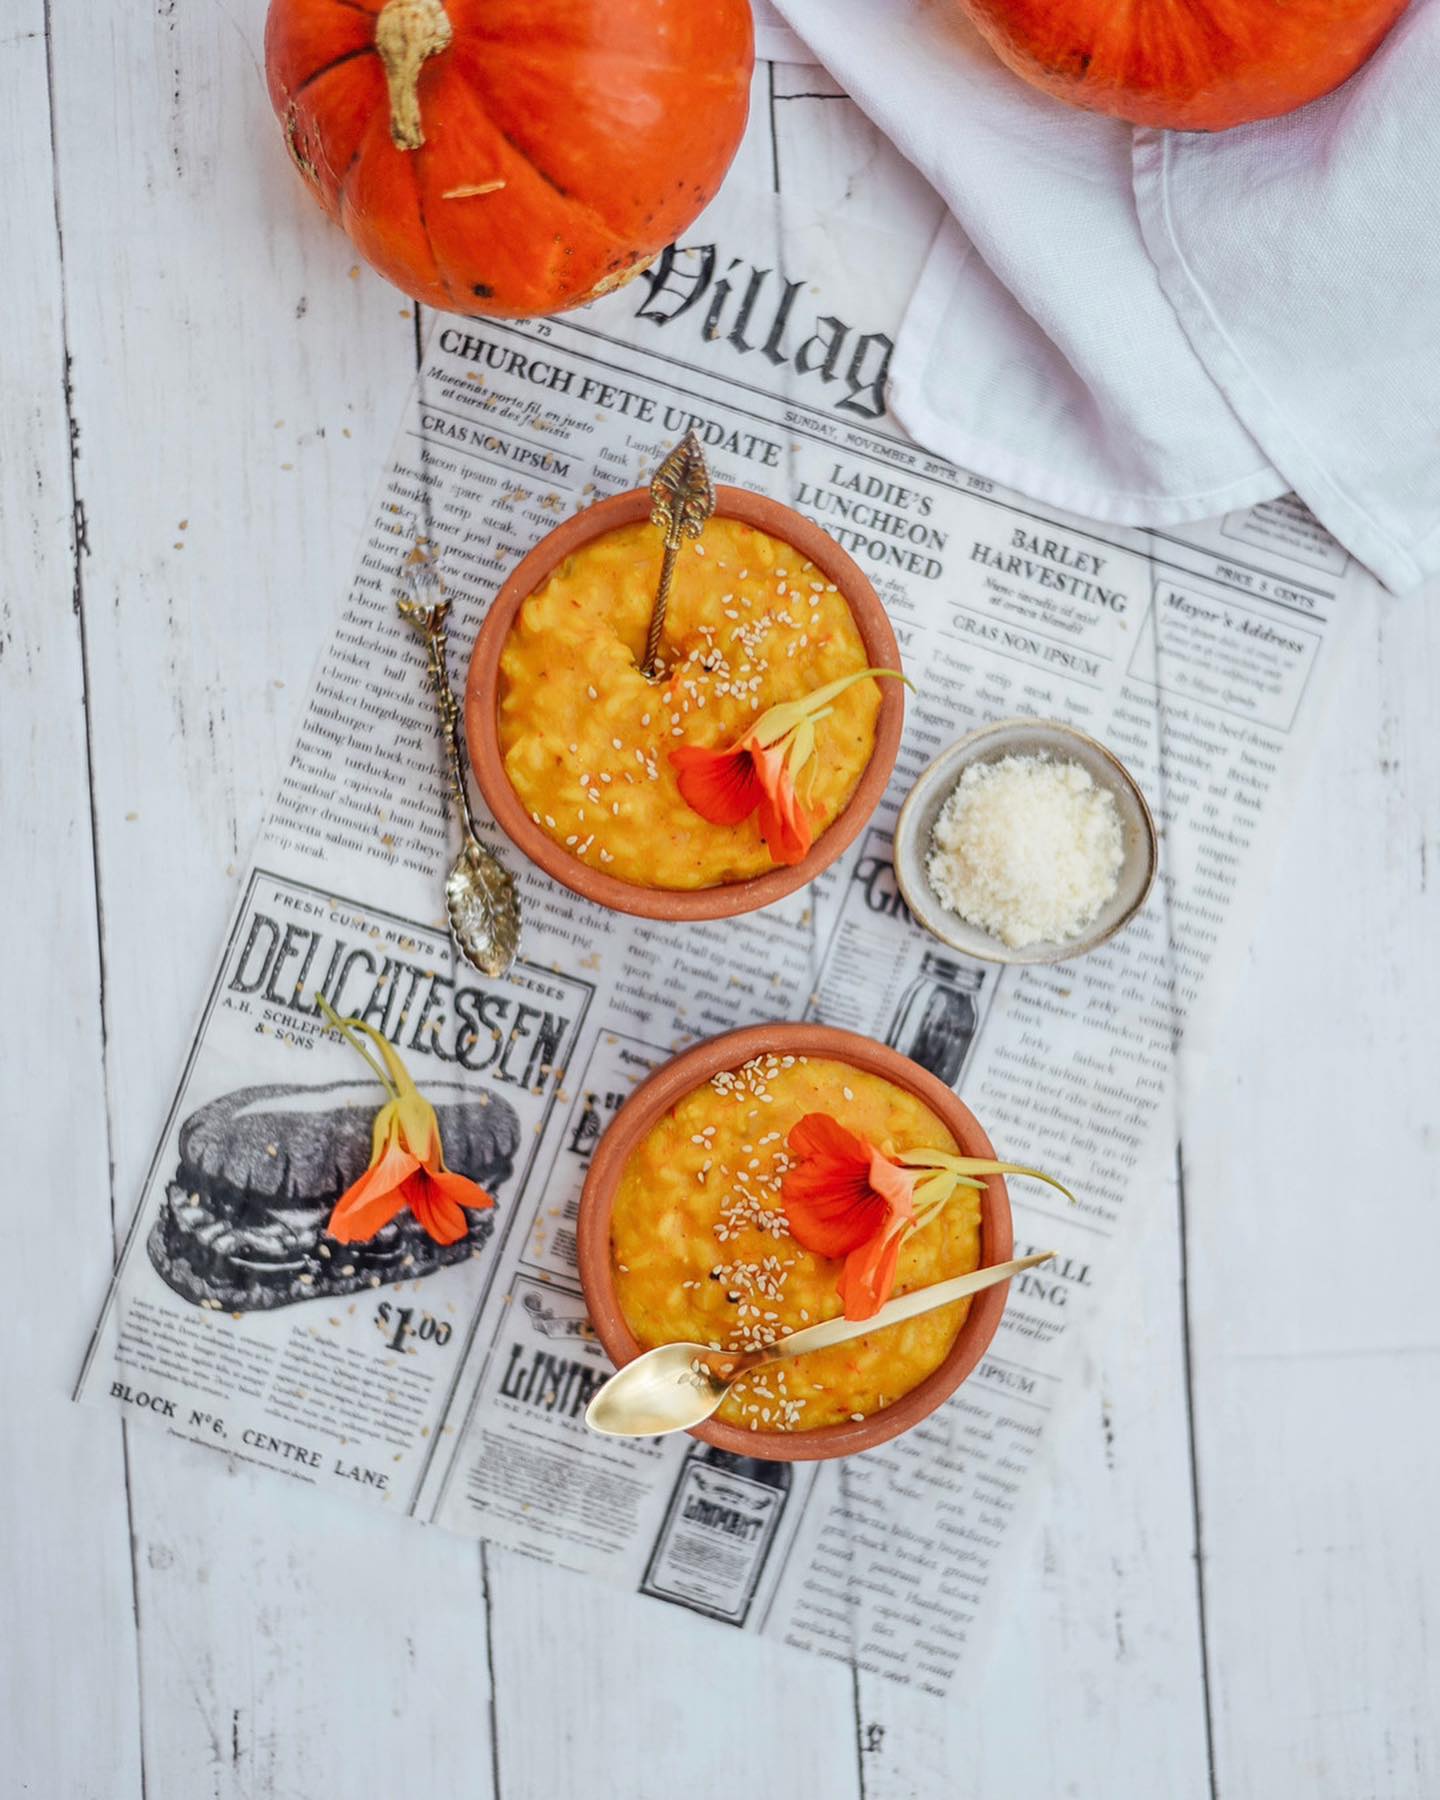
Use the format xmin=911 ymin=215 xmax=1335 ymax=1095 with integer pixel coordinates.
xmin=148 ymin=1080 xmax=519 ymax=1311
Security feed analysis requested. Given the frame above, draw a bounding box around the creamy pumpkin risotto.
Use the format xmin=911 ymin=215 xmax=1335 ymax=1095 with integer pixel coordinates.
xmin=611 ymin=1055 xmax=983 ymax=1432
xmin=497 ymin=517 xmax=881 ymax=888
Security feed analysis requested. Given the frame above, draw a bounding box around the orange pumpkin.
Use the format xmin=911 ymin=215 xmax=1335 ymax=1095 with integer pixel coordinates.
xmin=954 ymin=0 xmax=1411 ymax=131
xmin=264 ymin=0 xmax=754 ymax=316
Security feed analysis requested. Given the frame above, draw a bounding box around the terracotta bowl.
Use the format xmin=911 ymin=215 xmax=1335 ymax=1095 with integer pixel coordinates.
xmin=576 ymin=1023 xmax=1014 ymax=1463
xmin=464 ymin=485 xmax=904 ymax=920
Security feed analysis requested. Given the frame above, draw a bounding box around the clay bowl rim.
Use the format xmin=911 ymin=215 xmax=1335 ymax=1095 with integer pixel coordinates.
xmin=576 ymin=1022 xmax=1014 ymax=1464
xmin=464 ymin=485 xmax=905 ymax=921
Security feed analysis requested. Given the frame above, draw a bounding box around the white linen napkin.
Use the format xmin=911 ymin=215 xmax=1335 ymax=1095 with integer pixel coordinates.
xmin=769 ymin=0 xmax=1440 ymax=592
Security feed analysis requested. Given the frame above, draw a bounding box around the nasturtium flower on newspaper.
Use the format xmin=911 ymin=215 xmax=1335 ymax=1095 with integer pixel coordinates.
xmin=317 ymin=995 xmax=494 ymax=1246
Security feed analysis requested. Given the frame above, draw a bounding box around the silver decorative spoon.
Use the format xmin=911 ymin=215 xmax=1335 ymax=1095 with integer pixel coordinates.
xmin=398 ymin=552 xmax=521 ymax=978
xmin=585 ymin=1251 xmax=1055 ymax=1437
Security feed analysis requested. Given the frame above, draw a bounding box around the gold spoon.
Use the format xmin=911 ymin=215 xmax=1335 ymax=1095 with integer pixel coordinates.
xmin=641 ymin=430 xmax=715 ymax=678
xmin=585 ymin=1251 xmax=1055 ymax=1438
xmin=398 ymin=550 xmax=521 ymax=978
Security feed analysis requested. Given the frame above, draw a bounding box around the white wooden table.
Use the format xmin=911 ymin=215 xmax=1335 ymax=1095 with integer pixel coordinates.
xmin=5 ymin=6 xmax=1437 ymax=1796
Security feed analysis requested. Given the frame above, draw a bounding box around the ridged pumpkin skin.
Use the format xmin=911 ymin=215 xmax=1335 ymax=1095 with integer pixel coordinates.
xmin=956 ymin=0 xmax=1411 ymax=130
xmin=265 ymin=0 xmax=754 ymax=316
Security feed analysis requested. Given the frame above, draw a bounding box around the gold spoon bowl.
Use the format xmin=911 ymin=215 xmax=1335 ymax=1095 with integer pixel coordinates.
xmin=585 ymin=1252 xmax=1054 ymax=1439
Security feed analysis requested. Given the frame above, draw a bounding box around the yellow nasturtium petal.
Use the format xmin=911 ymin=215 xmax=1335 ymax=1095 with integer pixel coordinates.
xmin=785 ymin=714 xmax=817 ymax=780
xmin=897 ymin=1148 xmax=1075 ymax=1206
xmin=369 ymin=1099 xmax=401 ymax=1164
xmin=748 ymin=668 xmax=908 ymax=750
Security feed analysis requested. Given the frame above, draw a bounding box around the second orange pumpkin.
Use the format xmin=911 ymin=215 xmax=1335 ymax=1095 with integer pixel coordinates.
xmin=956 ymin=0 xmax=1411 ymax=131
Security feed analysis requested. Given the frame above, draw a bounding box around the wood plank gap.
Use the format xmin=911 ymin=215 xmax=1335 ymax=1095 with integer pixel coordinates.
xmin=44 ymin=15 xmax=148 ymax=1796
xmin=1141 ymin=541 xmax=1218 ymax=1796
xmin=42 ymin=0 xmax=119 ymax=1219
xmin=1176 ymin=1142 xmax=1219 ymax=1800
xmin=119 ymin=1426 xmax=153 ymax=1800
xmin=849 ymin=1654 xmax=869 ymax=1800
xmin=480 ymin=1544 xmax=505 ymax=1800
xmin=767 ymin=61 xmax=782 ymax=195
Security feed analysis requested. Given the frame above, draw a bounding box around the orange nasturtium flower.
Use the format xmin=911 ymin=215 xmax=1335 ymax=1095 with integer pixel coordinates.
xmin=669 ymin=669 xmax=906 ymax=865
xmin=317 ymin=996 xmax=494 ymax=1247
xmin=780 ymin=1112 xmax=1073 ymax=1321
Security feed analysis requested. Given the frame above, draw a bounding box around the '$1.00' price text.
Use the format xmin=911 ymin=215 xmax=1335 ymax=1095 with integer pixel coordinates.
xmin=374 ymin=1301 xmax=453 ymax=1353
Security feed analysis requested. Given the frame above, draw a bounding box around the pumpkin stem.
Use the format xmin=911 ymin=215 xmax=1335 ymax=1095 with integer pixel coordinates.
xmin=374 ymin=0 xmax=453 ymax=152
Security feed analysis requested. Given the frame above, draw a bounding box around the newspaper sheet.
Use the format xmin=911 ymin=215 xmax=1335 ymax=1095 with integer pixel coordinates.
xmin=78 ymin=71 xmax=1369 ymax=1696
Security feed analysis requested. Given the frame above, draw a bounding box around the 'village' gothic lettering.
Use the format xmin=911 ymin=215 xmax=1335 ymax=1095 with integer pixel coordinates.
xmin=633 ymin=244 xmax=893 ymax=421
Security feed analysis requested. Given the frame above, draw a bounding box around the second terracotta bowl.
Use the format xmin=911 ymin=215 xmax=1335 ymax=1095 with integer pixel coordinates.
xmin=464 ymin=485 xmax=904 ymax=921
xmin=576 ymin=1023 xmax=1014 ymax=1462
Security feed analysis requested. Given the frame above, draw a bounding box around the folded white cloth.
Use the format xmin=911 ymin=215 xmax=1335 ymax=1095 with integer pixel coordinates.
xmin=770 ymin=0 xmax=1440 ymax=591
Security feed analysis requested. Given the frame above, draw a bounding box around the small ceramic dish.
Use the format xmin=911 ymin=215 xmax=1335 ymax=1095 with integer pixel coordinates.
xmin=464 ymin=486 xmax=904 ymax=921
xmin=893 ymin=718 xmax=1158 ymax=966
xmin=575 ymin=1022 xmax=1014 ymax=1463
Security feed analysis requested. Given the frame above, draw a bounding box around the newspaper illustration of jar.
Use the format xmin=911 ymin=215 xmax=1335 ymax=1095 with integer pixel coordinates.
xmin=640 ymin=1444 xmax=793 ymax=1627
xmin=885 ymin=952 xmax=985 ymax=1087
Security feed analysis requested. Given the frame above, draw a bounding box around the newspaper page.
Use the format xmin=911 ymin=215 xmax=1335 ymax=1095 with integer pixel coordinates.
xmin=77 ymin=76 xmax=1368 ymax=1697
xmin=751 ymin=0 xmax=811 ymax=64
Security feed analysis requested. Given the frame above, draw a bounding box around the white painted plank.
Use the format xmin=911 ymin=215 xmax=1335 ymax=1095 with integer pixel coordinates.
xmin=124 ymin=1435 xmax=499 ymax=1800
xmin=1183 ymin=580 xmax=1440 ymax=1800
xmin=41 ymin=1 xmax=495 ymax=1793
xmin=485 ymin=1548 xmax=862 ymax=1800
xmin=767 ymin=76 xmax=1212 ymax=1796
xmin=0 ymin=11 xmax=144 ymax=1798
xmin=855 ymin=1153 xmax=1212 ymax=1800
xmin=472 ymin=72 xmax=877 ymax=1794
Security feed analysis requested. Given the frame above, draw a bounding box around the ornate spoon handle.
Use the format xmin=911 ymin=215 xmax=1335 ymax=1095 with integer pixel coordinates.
xmin=398 ymin=556 xmax=521 ymax=979
xmin=402 ymin=596 xmax=482 ymax=843
xmin=642 ymin=430 xmax=715 ymax=677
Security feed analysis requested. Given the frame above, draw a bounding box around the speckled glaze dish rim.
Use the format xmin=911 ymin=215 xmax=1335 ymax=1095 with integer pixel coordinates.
xmin=575 ymin=1022 xmax=1014 ymax=1464
xmin=893 ymin=717 xmax=1160 ymax=967
xmin=464 ymin=485 xmax=904 ymax=921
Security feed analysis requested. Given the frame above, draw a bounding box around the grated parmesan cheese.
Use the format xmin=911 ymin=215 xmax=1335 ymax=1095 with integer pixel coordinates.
xmin=926 ymin=754 xmax=1123 ymax=949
